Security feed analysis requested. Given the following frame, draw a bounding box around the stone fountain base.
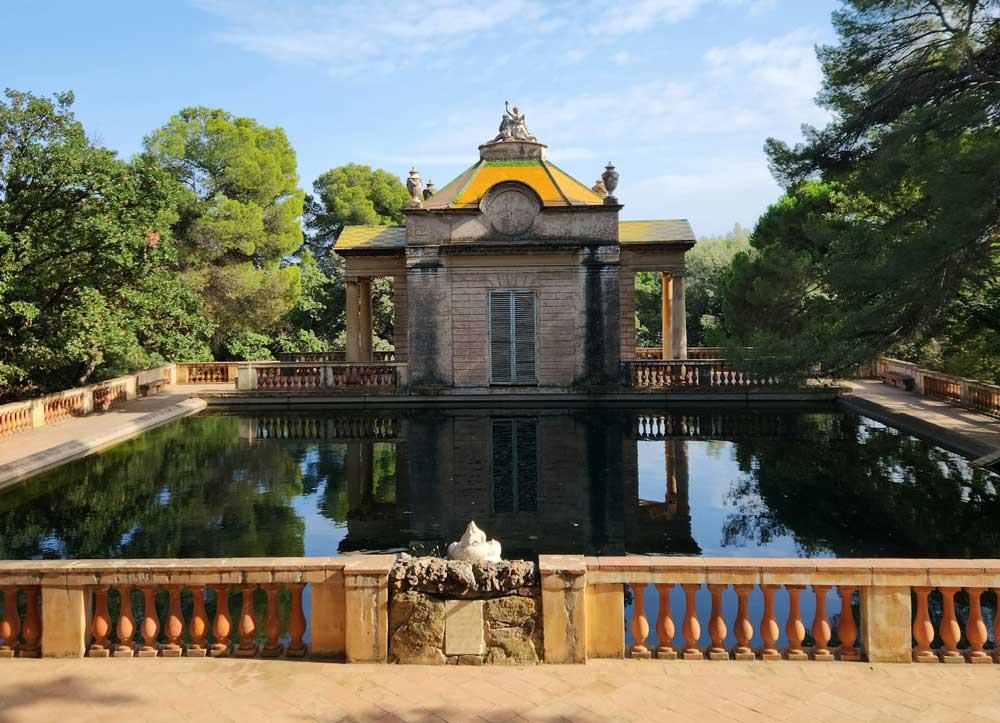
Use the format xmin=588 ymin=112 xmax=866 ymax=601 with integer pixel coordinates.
xmin=388 ymin=555 xmax=542 ymax=665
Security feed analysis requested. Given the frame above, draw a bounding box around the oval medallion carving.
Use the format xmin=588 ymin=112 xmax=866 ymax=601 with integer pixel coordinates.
xmin=485 ymin=188 xmax=538 ymax=237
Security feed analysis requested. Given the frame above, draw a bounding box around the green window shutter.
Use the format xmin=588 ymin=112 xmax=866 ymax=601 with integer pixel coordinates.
xmin=489 ymin=289 xmax=537 ymax=385
xmin=489 ymin=291 xmax=513 ymax=384
xmin=513 ymin=291 xmax=537 ymax=385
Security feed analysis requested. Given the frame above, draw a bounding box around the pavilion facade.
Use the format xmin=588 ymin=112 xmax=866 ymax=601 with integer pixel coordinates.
xmin=335 ymin=107 xmax=695 ymax=389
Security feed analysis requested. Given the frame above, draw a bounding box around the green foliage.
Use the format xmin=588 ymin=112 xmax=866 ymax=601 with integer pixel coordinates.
xmin=720 ymin=1 xmax=1000 ymax=379
xmin=0 ymin=89 xmax=212 ymax=400
xmin=634 ymin=224 xmax=751 ymax=349
xmin=144 ymin=107 xmax=305 ymax=358
xmin=306 ymin=163 xmax=408 ymax=248
xmin=299 ymin=164 xmax=408 ymax=350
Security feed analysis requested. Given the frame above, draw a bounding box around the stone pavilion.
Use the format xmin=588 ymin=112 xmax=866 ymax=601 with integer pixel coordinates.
xmin=335 ymin=104 xmax=696 ymax=389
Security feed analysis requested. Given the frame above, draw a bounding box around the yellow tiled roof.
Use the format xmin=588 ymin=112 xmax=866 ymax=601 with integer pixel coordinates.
xmin=335 ymin=225 xmax=405 ymax=251
xmin=423 ymin=160 xmax=604 ymax=209
xmin=619 ymin=220 xmax=695 ymax=244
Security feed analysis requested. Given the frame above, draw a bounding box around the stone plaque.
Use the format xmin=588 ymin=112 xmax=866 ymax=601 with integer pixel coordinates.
xmin=445 ymin=599 xmax=485 ymax=656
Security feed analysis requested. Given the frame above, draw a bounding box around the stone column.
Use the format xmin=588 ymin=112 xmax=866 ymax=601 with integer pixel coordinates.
xmin=660 ymin=272 xmax=673 ymax=360
xmin=539 ymin=556 xmax=587 ymax=663
xmin=345 ymin=279 xmax=361 ymax=363
xmin=393 ymin=273 xmax=408 ymax=364
xmin=671 ymin=275 xmax=687 ymax=359
xmin=359 ymin=278 xmax=374 ymax=362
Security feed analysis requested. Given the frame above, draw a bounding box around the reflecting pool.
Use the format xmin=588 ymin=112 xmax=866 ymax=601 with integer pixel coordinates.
xmin=1 ymin=406 xmax=998 ymax=560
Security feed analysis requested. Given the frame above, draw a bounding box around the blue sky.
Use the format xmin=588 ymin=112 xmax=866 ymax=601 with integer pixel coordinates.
xmin=5 ymin=0 xmax=840 ymax=236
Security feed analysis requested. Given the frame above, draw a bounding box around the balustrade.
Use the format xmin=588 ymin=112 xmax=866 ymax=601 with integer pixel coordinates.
xmin=92 ymin=382 xmax=127 ymax=411
xmin=241 ymin=362 xmax=401 ymax=391
xmin=185 ymin=363 xmax=231 ymax=384
xmin=44 ymin=391 xmax=86 ymax=423
xmin=0 ymin=404 xmax=32 ymax=438
xmin=626 ymin=360 xmax=776 ymax=389
xmin=925 ymin=375 xmax=962 ymax=403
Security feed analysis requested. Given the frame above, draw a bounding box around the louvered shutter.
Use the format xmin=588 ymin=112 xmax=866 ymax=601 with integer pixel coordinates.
xmin=512 ymin=291 xmax=537 ymax=385
xmin=489 ymin=290 xmax=537 ymax=385
xmin=489 ymin=291 xmax=513 ymax=384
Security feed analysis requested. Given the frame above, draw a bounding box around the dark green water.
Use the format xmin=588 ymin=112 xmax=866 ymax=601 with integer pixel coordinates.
xmin=1 ymin=407 xmax=997 ymax=560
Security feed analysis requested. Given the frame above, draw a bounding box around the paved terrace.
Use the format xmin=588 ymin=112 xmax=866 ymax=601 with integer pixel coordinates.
xmin=2 ymin=657 xmax=999 ymax=722
xmin=0 ymin=386 xmax=212 ymax=488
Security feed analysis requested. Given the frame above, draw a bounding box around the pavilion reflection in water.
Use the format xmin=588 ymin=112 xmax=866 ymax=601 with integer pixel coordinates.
xmin=240 ymin=410 xmax=791 ymax=557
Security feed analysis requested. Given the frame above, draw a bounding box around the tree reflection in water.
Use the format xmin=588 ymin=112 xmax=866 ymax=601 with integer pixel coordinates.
xmin=0 ymin=409 xmax=997 ymax=561
xmin=721 ymin=414 xmax=1000 ymax=558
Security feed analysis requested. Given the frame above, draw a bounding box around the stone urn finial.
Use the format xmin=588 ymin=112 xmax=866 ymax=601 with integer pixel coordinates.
xmin=447 ymin=521 xmax=502 ymax=563
xmin=422 ymin=180 xmax=437 ymax=200
xmin=602 ymin=162 xmax=619 ymax=205
xmin=406 ymin=166 xmax=423 ymax=208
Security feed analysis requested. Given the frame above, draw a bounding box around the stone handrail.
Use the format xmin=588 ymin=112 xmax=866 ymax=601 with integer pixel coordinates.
xmin=277 ymin=350 xmax=396 ymax=363
xmin=0 ymin=365 xmax=175 ymax=439
xmin=539 ymin=556 xmax=1000 ymax=664
xmin=237 ymin=361 xmax=406 ymax=391
xmin=0 ymin=555 xmax=394 ymax=660
xmin=175 ymin=362 xmax=238 ymax=384
xmin=636 ymin=347 xmax=725 ymax=360
xmin=624 ymin=359 xmax=778 ymax=389
xmin=875 ymin=357 xmax=1000 ymax=419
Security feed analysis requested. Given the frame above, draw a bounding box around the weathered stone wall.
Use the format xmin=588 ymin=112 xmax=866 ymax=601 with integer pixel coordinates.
xmin=389 ymin=591 xmax=543 ymax=665
xmin=388 ymin=556 xmax=543 ymax=665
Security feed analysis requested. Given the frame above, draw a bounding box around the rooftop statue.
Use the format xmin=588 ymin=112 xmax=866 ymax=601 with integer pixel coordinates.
xmin=492 ymin=100 xmax=536 ymax=143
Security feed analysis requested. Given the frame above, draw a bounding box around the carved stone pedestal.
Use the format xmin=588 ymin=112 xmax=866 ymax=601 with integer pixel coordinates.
xmin=655 ymin=646 xmax=677 ymax=661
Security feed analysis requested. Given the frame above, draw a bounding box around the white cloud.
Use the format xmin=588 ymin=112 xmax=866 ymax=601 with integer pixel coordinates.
xmin=195 ymin=0 xmax=547 ymax=76
xmin=194 ymin=0 xmax=782 ymax=76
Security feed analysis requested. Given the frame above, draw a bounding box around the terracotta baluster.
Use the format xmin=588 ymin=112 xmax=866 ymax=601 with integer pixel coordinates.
xmin=707 ymin=584 xmax=728 ymax=660
xmin=0 ymin=586 xmax=21 ymax=657
xmin=912 ymin=586 xmax=937 ymax=663
xmin=810 ymin=585 xmax=834 ymax=661
xmin=261 ymin=584 xmax=284 ymax=658
xmin=19 ymin=588 xmax=40 ymax=658
xmin=187 ymin=585 xmax=208 ymax=657
xmin=210 ymin=585 xmax=232 ymax=657
xmin=785 ymin=585 xmax=807 ymax=660
xmin=759 ymin=584 xmax=781 ymax=661
xmin=162 ymin=585 xmax=184 ymax=657
xmin=286 ymin=583 xmax=307 ymax=658
xmin=89 ymin=586 xmax=112 ymax=657
xmin=137 ymin=585 xmax=160 ymax=657
xmin=732 ymin=585 xmax=755 ymax=661
xmin=680 ymin=584 xmax=703 ymax=660
xmin=965 ymin=587 xmax=990 ymax=663
xmin=236 ymin=584 xmax=258 ymax=657
xmin=837 ymin=586 xmax=860 ymax=661
xmin=938 ymin=586 xmax=963 ymax=663
xmin=113 ymin=585 xmax=137 ymax=656
xmin=654 ymin=583 xmax=676 ymax=660
xmin=629 ymin=583 xmax=651 ymax=658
